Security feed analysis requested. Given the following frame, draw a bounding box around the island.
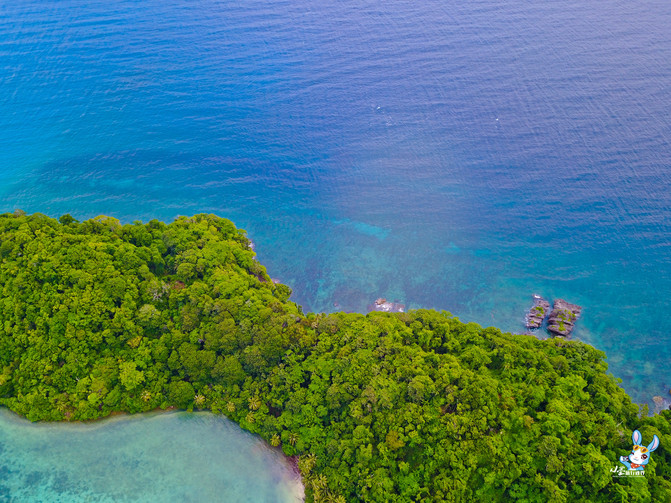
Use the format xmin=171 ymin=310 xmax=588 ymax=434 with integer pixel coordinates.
xmin=0 ymin=212 xmax=669 ymax=502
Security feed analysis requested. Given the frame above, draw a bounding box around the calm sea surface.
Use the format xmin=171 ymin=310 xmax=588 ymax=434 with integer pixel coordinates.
xmin=0 ymin=409 xmax=303 ymax=502
xmin=1 ymin=0 xmax=671 ymax=498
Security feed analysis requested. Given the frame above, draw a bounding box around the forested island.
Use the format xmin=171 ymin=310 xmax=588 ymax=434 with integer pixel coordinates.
xmin=0 ymin=212 xmax=669 ymax=502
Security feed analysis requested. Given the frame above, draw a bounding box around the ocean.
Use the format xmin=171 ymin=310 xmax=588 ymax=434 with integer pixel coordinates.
xmin=1 ymin=0 xmax=670 ymax=499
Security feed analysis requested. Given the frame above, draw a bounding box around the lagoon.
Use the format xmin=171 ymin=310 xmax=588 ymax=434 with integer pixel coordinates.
xmin=0 ymin=409 xmax=303 ymax=502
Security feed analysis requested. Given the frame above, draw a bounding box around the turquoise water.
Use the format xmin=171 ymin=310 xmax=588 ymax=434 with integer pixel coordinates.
xmin=1 ymin=0 xmax=671 ymax=497
xmin=0 ymin=409 xmax=303 ymax=502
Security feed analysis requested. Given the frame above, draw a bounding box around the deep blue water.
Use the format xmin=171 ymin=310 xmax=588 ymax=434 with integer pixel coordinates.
xmin=1 ymin=0 xmax=671 ymax=497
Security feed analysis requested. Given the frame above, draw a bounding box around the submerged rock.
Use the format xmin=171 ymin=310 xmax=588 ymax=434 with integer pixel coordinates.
xmin=525 ymin=295 xmax=550 ymax=329
xmin=652 ymin=395 xmax=671 ymax=414
xmin=547 ymin=299 xmax=582 ymax=336
xmin=369 ymin=298 xmax=405 ymax=313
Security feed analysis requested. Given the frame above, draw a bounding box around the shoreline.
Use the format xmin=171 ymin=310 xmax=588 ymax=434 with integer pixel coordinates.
xmin=0 ymin=405 xmax=306 ymax=501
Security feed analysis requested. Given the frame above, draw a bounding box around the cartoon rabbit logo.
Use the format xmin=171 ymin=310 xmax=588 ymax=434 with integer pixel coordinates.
xmin=619 ymin=430 xmax=660 ymax=471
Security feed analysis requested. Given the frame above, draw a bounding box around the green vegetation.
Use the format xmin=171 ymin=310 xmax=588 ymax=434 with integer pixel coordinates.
xmin=0 ymin=212 xmax=669 ymax=502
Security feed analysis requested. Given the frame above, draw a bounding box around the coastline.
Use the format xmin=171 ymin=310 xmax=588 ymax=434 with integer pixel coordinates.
xmin=73 ymin=405 xmax=305 ymax=499
xmin=0 ymin=406 xmax=306 ymax=501
xmin=0 ymin=212 xmax=668 ymax=501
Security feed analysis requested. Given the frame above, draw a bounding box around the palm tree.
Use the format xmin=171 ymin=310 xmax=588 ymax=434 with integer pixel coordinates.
xmin=56 ymin=398 xmax=69 ymax=413
xmin=245 ymin=412 xmax=255 ymax=423
xmin=248 ymin=395 xmax=261 ymax=411
xmin=194 ymin=394 xmax=205 ymax=407
xmin=226 ymin=401 xmax=236 ymax=412
xmin=288 ymin=432 xmax=299 ymax=446
xmin=314 ymin=474 xmax=328 ymax=490
xmin=298 ymin=453 xmax=316 ymax=474
xmin=270 ymin=433 xmax=281 ymax=447
xmin=310 ymin=475 xmax=329 ymax=503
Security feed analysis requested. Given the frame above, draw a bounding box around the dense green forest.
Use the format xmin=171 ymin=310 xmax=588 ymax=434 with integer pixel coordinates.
xmin=0 ymin=211 xmax=669 ymax=502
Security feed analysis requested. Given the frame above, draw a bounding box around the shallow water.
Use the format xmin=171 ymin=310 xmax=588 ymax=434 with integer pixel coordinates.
xmin=0 ymin=409 xmax=303 ymax=502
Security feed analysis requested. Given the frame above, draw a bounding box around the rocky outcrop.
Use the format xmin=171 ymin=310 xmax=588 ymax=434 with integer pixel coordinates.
xmin=525 ymin=295 xmax=550 ymax=329
xmin=547 ymin=299 xmax=582 ymax=336
xmin=652 ymin=395 xmax=670 ymax=414
xmin=369 ymin=298 xmax=405 ymax=313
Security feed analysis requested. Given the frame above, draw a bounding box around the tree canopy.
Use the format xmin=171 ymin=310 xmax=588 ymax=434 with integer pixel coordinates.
xmin=0 ymin=212 xmax=669 ymax=502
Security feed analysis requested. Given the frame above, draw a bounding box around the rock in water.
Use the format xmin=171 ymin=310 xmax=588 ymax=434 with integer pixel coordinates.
xmin=653 ymin=395 xmax=666 ymax=414
xmin=547 ymin=299 xmax=582 ymax=336
xmin=369 ymin=298 xmax=405 ymax=313
xmin=526 ymin=295 xmax=550 ymax=329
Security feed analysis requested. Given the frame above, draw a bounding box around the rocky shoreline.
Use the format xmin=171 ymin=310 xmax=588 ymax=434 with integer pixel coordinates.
xmin=525 ymin=296 xmax=582 ymax=337
xmin=525 ymin=295 xmax=550 ymax=329
xmin=547 ymin=299 xmax=582 ymax=336
xmin=369 ymin=298 xmax=405 ymax=313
